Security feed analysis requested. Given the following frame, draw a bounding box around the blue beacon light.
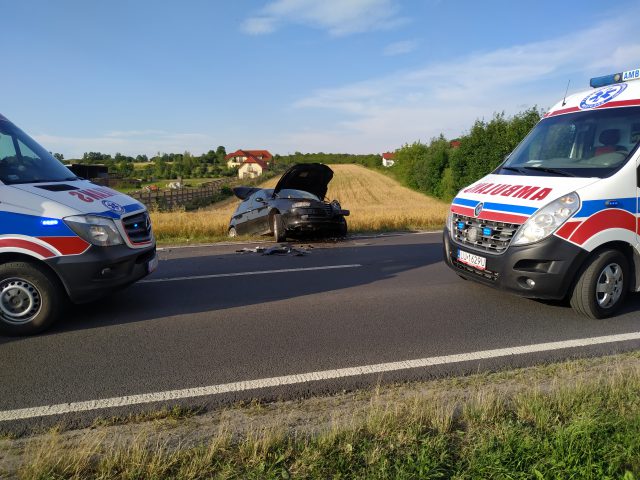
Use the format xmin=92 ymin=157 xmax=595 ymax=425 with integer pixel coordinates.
xmin=589 ymin=68 xmax=640 ymax=88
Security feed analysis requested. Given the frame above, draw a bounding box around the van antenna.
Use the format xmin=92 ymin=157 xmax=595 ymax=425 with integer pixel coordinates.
xmin=561 ymin=79 xmax=571 ymax=106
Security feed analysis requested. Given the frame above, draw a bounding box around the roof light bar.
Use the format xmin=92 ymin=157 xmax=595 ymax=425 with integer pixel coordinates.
xmin=590 ymin=68 xmax=640 ymax=88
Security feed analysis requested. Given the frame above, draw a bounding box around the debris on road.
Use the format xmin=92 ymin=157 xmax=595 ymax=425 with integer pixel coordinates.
xmin=235 ymin=246 xmax=267 ymax=254
xmin=235 ymin=244 xmax=311 ymax=256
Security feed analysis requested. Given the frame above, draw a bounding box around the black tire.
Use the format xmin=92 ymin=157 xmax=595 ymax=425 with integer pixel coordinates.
xmin=272 ymin=214 xmax=286 ymax=242
xmin=0 ymin=262 xmax=64 ymax=336
xmin=570 ymin=249 xmax=628 ymax=319
xmin=337 ymin=217 xmax=348 ymax=238
xmin=228 ymin=226 xmax=237 ymax=238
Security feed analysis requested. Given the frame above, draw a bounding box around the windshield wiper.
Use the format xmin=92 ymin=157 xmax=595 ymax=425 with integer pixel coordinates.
xmin=501 ymin=166 xmax=527 ymax=174
xmin=522 ymin=166 xmax=577 ymax=177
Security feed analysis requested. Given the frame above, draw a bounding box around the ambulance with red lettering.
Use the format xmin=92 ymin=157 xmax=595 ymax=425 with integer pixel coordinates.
xmin=0 ymin=114 xmax=157 ymax=335
xmin=444 ymin=67 xmax=640 ymax=318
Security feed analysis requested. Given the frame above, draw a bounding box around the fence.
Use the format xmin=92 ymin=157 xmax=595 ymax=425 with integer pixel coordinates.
xmin=129 ymin=179 xmax=231 ymax=210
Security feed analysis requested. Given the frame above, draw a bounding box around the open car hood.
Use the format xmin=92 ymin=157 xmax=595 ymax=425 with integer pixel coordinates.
xmin=273 ymin=163 xmax=333 ymax=200
xmin=232 ymin=186 xmax=260 ymax=200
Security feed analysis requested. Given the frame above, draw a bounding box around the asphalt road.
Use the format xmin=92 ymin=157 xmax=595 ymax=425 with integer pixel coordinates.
xmin=2 ymin=232 xmax=640 ymax=430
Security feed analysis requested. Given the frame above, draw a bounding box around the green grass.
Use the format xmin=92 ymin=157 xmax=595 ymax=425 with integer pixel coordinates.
xmin=11 ymin=354 xmax=640 ymax=479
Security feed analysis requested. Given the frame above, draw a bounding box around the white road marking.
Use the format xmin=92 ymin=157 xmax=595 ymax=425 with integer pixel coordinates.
xmin=2 ymin=331 xmax=640 ymax=422
xmin=140 ymin=264 xmax=363 ymax=283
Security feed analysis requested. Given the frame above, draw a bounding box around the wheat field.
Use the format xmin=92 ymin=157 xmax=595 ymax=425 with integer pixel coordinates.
xmin=150 ymin=164 xmax=449 ymax=243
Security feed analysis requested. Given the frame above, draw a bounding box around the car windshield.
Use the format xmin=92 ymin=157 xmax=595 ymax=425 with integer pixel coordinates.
xmin=276 ymin=188 xmax=320 ymax=200
xmin=499 ymin=106 xmax=640 ymax=178
xmin=0 ymin=120 xmax=77 ymax=185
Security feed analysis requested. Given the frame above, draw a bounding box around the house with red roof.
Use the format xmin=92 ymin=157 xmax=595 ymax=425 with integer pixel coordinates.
xmin=225 ymin=149 xmax=273 ymax=169
xmin=238 ymin=156 xmax=269 ymax=179
xmin=381 ymin=152 xmax=396 ymax=167
xmin=225 ymin=149 xmax=274 ymax=179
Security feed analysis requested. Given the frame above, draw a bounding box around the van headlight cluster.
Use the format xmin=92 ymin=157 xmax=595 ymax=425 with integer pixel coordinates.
xmin=64 ymin=215 xmax=124 ymax=246
xmin=512 ymin=192 xmax=580 ymax=246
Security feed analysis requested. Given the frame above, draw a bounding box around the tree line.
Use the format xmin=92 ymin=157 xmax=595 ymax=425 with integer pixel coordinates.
xmin=68 ymin=146 xmax=235 ymax=180
xmin=66 ymin=148 xmax=383 ymax=180
xmin=391 ymin=108 xmax=542 ymax=201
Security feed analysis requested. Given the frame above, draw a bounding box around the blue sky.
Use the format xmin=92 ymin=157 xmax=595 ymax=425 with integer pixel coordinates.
xmin=2 ymin=0 xmax=640 ymax=157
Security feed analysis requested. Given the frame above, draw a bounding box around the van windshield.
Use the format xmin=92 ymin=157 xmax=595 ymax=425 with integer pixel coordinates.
xmin=499 ymin=106 xmax=640 ymax=178
xmin=0 ymin=120 xmax=77 ymax=185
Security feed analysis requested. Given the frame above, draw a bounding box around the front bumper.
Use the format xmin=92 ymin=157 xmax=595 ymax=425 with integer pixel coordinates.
xmin=443 ymin=227 xmax=588 ymax=300
xmin=46 ymin=243 xmax=157 ymax=303
xmin=282 ymin=212 xmax=347 ymax=234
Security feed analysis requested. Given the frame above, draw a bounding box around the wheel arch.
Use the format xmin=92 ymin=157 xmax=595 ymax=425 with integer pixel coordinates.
xmin=0 ymin=252 xmax=69 ymax=298
xmin=582 ymin=241 xmax=637 ymax=292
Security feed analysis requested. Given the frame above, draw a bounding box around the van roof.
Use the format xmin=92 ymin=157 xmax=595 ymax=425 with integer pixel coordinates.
xmin=0 ymin=114 xmax=8 ymax=122
xmin=546 ymin=77 xmax=640 ymax=119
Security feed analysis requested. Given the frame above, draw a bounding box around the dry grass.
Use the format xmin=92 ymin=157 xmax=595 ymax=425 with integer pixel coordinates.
xmin=150 ymin=164 xmax=449 ymax=243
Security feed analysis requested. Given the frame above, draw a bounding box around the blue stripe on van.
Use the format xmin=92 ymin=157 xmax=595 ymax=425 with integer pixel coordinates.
xmin=577 ymin=198 xmax=637 ymax=217
xmin=0 ymin=211 xmax=76 ymax=237
xmin=452 ymin=197 xmax=537 ymax=215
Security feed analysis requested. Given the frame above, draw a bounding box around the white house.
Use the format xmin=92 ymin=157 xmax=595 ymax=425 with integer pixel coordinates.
xmin=382 ymin=152 xmax=396 ymax=167
xmin=238 ymin=157 xmax=268 ymax=179
xmin=226 ymin=149 xmax=273 ymax=169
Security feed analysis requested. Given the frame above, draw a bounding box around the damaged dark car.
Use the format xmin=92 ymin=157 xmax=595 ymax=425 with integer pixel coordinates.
xmin=228 ymin=163 xmax=349 ymax=241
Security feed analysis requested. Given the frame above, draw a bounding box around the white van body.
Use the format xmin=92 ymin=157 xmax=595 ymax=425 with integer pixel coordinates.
xmin=443 ymin=68 xmax=640 ymax=318
xmin=0 ymin=114 xmax=156 ymax=335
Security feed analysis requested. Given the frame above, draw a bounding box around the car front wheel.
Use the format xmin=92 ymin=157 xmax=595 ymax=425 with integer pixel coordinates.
xmin=0 ymin=262 xmax=63 ymax=336
xmin=570 ymin=249 xmax=628 ymax=319
xmin=272 ymin=214 xmax=286 ymax=242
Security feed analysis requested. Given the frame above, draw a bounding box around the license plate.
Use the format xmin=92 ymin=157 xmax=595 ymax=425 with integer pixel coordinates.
xmin=457 ymin=249 xmax=486 ymax=270
xmin=147 ymin=254 xmax=159 ymax=273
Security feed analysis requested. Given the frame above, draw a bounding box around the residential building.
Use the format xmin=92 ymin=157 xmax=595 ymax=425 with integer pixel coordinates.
xmin=238 ymin=157 xmax=268 ymax=179
xmin=381 ymin=152 xmax=396 ymax=167
xmin=225 ymin=149 xmax=273 ymax=169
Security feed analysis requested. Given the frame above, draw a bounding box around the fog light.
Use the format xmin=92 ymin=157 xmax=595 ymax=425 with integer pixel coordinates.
xmin=525 ymin=278 xmax=536 ymax=288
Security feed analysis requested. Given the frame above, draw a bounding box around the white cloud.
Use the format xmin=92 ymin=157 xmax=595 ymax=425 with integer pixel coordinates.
xmin=284 ymin=12 xmax=640 ymax=153
xmin=241 ymin=0 xmax=405 ymax=36
xmin=383 ymin=40 xmax=418 ymax=56
xmin=241 ymin=16 xmax=277 ymax=35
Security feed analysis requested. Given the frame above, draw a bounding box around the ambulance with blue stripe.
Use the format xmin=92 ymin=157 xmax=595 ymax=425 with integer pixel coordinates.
xmin=0 ymin=114 xmax=157 ymax=335
xmin=444 ymin=68 xmax=640 ymax=318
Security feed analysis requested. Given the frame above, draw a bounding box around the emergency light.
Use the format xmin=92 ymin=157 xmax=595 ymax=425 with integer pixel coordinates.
xmin=590 ymin=68 xmax=640 ymax=88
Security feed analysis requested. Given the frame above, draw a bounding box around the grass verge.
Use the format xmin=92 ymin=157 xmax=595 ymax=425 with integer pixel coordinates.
xmin=3 ymin=353 xmax=640 ymax=479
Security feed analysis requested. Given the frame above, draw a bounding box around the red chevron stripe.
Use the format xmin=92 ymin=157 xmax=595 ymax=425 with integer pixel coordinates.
xmin=38 ymin=236 xmax=90 ymax=255
xmin=569 ymin=210 xmax=636 ymax=245
xmin=0 ymin=239 xmax=55 ymax=258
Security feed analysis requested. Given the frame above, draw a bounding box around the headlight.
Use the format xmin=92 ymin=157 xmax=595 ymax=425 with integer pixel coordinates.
xmin=512 ymin=192 xmax=580 ymax=246
xmin=64 ymin=215 xmax=124 ymax=246
xmin=292 ymin=202 xmax=311 ymax=208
